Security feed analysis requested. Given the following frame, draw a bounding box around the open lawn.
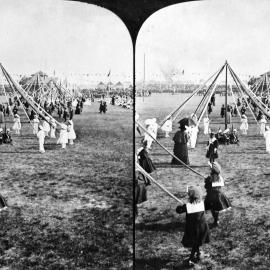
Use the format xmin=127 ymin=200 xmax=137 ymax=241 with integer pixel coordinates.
xmin=135 ymin=93 xmax=270 ymax=270
xmin=0 ymin=101 xmax=133 ymax=269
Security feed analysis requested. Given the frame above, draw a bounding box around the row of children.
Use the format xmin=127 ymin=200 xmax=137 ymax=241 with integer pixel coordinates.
xmin=37 ymin=118 xmax=76 ymax=153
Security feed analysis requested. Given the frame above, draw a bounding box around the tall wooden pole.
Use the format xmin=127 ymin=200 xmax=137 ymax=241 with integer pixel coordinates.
xmin=225 ymin=61 xmax=228 ymax=129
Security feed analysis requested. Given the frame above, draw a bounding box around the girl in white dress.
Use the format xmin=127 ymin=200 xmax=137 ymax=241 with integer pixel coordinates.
xmin=259 ymin=115 xmax=267 ymax=135
xmin=57 ymin=123 xmax=68 ymax=149
xmin=203 ymin=116 xmax=210 ymax=135
xmin=37 ymin=125 xmax=46 ymax=153
xmin=12 ymin=114 xmax=21 ymax=135
xmin=189 ymin=125 xmax=199 ymax=149
xmin=32 ymin=114 xmax=40 ymax=135
xmin=239 ymin=114 xmax=248 ymax=135
xmin=43 ymin=116 xmax=51 ymax=137
xmin=67 ymin=120 xmax=76 ymax=145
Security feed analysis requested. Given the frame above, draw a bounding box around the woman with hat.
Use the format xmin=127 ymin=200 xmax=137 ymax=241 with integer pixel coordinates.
xmin=176 ymin=186 xmax=210 ymax=266
xmin=171 ymin=119 xmax=190 ymax=165
xmin=204 ymin=161 xmax=231 ymax=226
xmin=206 ymin=132 xmax=218 ymax=162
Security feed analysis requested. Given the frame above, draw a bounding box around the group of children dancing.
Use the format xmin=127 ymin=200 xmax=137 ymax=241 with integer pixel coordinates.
xmin=136 ymin=112 xmax=233 ymax=266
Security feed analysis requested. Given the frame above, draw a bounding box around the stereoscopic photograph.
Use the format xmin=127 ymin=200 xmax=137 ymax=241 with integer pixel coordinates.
xmin=135 ymin=0 xmax=270 ymax=269
xmin=0 ymin=0 xmax=133 ymax=269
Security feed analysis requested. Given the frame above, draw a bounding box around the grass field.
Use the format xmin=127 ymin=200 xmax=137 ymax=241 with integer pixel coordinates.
xmin=135 ymin=93 xmax=270 ymax=270
xmin=0 ymin=100 xmax=133 ymax=269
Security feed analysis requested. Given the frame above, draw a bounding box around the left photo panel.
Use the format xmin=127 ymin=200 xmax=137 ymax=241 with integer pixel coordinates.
xmin=0 ymin=0 xmax=133 ymax=269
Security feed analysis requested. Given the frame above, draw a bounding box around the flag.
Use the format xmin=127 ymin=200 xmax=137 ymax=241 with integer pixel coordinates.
xmin=107 ymin=70 xmax=111 ymax=77
xmin=182 ymin=69 xmax=185 ymax=75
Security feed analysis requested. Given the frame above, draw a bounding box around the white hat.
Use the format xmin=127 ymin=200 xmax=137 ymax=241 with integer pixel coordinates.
xmin=38 ymin=125 xmax=43 ymax=130
xmin=0 ymin=128 xmax=3 ymax=132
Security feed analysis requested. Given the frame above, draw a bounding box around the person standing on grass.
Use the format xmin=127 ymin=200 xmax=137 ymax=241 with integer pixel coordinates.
xmin=176 ymin=186 xmax=210 ymax=266
xmin=37 ymin=125 xmax=46 ymax=153
xmin=239 ymin=114 xmax=248 ymax=135
xmin=32 ymin=114 xmax=40 ymax=135
xmin=206 ymin=132 xmax=218 ymax=162
xmin=171 ymin=121 xmax=190 ymax=165
xmin=12 ymin=114 xmax=21 ymax=135
xmin=57 ymin=123 xmax=68 ymax=149
xmin=204 ymin=161 xmax=231 ymax=226
xmin=203 ymin=115 xmax=210 ymax=135
xmin=264 ymin=126 xmax=270 ymax=153
xmin=67 ymin=120 xmax=76 ymax=145
xmin=220 ymin=104 xmax=225 ymax=118
xmin=259 ymin=115 xmax=267 ymax=135
xmin=43 ymin=116 xmax=51 ymax=137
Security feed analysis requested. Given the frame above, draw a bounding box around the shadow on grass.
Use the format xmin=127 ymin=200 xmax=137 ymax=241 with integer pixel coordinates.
xmin=135 ymin=221 xmax=184 ymax=232
xmin=135 ymin=258 xmax=190 ymax=270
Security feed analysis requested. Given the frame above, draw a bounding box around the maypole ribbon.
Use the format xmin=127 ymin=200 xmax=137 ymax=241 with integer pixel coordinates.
xmin=136 ymin=163 xmax=184 ymax=204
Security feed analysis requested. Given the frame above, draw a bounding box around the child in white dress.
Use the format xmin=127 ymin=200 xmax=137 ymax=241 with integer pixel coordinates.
xmin=32 ymin=114 xmax=40 ymax=135
xmin=12 ymin=114 xmax=21 ymax=135
xmin=43 ymin=116 xmax=51 ymax=137
xmin=57 ymin=123 xmax=68 ymax=149
xmin=50 ymin=118 xmax=56 ymax=138
xmin=37 ymin=125 xmax=46 ymax=153
xmin=67 ymin=120 xmax=76 ymax=145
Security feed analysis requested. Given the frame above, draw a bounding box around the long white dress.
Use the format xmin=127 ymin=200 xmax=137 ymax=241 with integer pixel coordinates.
xmin=190 ymin=126 xmax=199 ymax=149
xmin=264 ymin=129 xmax=270 ymax=153
xmin=203 ymin=117 xmax=210 ymax=135
xmin=50 ymin=120 xmax=56 ymax=138
xmin=67 ymin=120 xmax=76 ymax=141
xmin=260 ymin=118 xmax=267 ymax=135
xmin=32 ymin=118 xmax=40 ymax=135
xmin=57 ymin=124 xmax=68 ymax=148
xmin=240 ymin=118 xmax=248 ymax=134
xmin=37 ymin=129 xmax=46 ymax=152
xmin=12 ymin=117 xmax=21 ymax=134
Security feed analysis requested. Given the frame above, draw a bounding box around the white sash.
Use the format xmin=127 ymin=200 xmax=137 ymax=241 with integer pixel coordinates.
xmin=212 ymin=175 xmax=225 ymax=187
xmin=186 ymin=201 xmax=205 ymax=213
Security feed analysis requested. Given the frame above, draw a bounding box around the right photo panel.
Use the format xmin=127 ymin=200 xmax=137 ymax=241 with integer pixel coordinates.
xmin=135 ymin=0 xmax=270 ymax=269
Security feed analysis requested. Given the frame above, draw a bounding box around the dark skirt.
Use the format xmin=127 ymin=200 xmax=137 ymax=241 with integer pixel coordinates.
xmin=139 ymin=157 xmax=156 ymax=174
xmin=205 ymin=189 xmax=231 ymax=211
xmin=135 ymin=183 xmax=147 ymax=205
xmin=172 ymin=142 xmax=190 ymax=165
xmin=182 ymin=212 xmax=210 ymax=248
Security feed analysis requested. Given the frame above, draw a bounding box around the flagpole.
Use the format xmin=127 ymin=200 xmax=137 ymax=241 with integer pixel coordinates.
xmin=143 ymin=53 xmax=145 ymax=102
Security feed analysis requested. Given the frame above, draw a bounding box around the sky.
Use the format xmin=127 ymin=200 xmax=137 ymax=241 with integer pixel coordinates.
xmin=0 ymin=0 xmax=132 ymax=85
xmin=136 ymin=0 xmax=270 ymax=83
